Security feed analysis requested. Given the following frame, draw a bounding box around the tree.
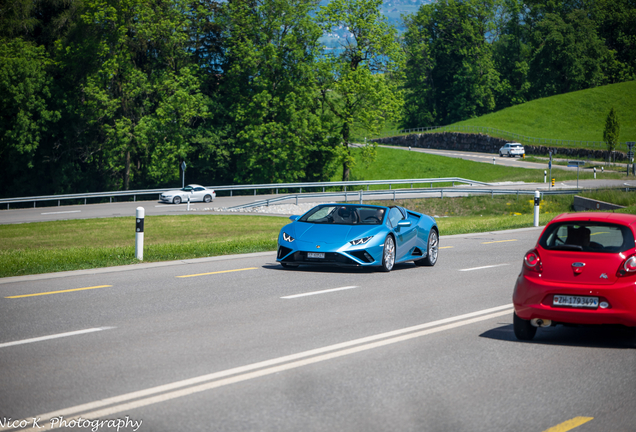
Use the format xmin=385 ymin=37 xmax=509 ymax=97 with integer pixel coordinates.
xmin=0 ymin=37 xmax=59 ymax=196
xmin=528 ymin=9 xmax=608 ymax=99
xmin=491 ymin=0 xmax=531 ymax=109
xmin=591 ymin=0 xmax=636 ymax=83
xmin=603 ymin=107 xmax=620 ymax=163
xmin=317 ymin=0 xmax=403 ymax=181
xmin=54 ymin=0 xmax=210 ymax=190
xmin=215 ymin=0 xmax=338 ymax=185
xmin=402 ymin=0 xmax=499 ymax=127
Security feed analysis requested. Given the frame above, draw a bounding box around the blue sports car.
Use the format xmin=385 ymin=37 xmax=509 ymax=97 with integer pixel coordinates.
xmin=276 ymin=204 xmax=439 ymax=271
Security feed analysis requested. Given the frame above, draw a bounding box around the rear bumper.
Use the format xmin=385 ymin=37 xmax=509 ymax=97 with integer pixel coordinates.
xmin=513 ymin=274 xmax=636 ymax=327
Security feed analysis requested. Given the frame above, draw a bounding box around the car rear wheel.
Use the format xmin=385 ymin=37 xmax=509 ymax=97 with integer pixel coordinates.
xmin=173 ymin=196 xmax=182 ymax=205
xmin=203 ymin=194 xmax=212 ymax=203
xmin=415 ymin=229 xmax=438 ymax=266
xmin=381 ymin=235 xmax=395 ymax=272
xmin=499 ymin=152 xmax=503 ymax=157
xmin=513 ymin=312 xmax=537 ymax=341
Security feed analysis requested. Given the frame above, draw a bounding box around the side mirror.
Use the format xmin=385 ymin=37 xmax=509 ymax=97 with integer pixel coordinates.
xmin=289 ymin=215 xmax=300 ymax=222
xmin=397 ymin=221 xmax=411 ymax=228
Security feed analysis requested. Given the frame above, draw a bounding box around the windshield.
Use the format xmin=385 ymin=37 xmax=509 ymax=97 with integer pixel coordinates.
xmin=540 ymin=222 xmax=634 ymax=253
xmin=299 ymin=205 xmax=386 ymax=225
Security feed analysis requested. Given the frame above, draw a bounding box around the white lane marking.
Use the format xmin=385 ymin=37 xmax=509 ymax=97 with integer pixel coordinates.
xmin=0 ymin=327 xmax=114 ymax=349
xmin=40 ymin=210 xmax=81 ymax=215
xmin=459 ymin=263 xmax=510 ymax=272
xmin=11 ymin=304 xmax=513 ymax=432
xmin=281 ymin=286 xmax=359 ymax=299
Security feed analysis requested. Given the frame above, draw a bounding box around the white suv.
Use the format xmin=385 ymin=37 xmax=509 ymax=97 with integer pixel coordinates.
xmin=499 ymin=142 xmax=525 ymax=157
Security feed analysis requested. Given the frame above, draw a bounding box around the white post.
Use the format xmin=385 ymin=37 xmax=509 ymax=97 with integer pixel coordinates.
xmin=135 ymin=207 xmax=144 ymax=260
xmin=533 ymin=191 xmax=540 ymax=227
xmin=493 ymin=157 xmax=496 ymax=165
xmin=594 ymin=167 xmax=596 ymax=179
xmin=544 ymin=170 xmax=547 ymax=183
xmin=187 ymin=195 xmax=190 ymax=211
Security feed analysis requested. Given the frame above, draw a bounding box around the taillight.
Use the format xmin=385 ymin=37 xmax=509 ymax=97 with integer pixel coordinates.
xmin=618 ymin=255 xmax=636 ymax=277
xmin=524 ymin=249 xmax=542 ymax=273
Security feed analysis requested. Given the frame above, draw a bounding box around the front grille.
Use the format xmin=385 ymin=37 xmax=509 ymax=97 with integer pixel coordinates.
xmin=283 ymin=251 xmax=360 ymax=266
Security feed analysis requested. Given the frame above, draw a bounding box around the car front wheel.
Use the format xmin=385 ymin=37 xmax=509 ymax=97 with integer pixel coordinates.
xmin=173 ymin=196 xmax=182 ymax=205
xmin=381 ymin=235 xmax=395 ymax=272
xmin=513 ymin=312 xmax=537 ymax=341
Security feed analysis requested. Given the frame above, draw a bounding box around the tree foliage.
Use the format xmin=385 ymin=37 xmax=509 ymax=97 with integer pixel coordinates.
xmin=317 ymin=0 xmax=403 ymax=181
xmin=403 ymin=0 xmax=500 ymax=127
xmin=1 ymin=0 xmax=635 ymax=198
xmin=603 ymin=107 xmax=620 ymax=156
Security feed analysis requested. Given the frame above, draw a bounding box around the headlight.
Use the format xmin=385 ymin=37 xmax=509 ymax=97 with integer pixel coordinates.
xmin=350 ymin=236 xmax=373 ymax=246
xmin=283 ymin=232 xmax=295 ymax=242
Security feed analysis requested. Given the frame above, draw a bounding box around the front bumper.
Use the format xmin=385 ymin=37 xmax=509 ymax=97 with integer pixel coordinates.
xmin=276 ymin=240 xmax=383 ymax=267
xmin=513 ymin=273 xmax=636 ymax=327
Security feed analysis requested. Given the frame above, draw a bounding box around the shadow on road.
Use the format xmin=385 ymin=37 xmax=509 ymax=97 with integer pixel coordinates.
xmin=481 ymin=323 xmax=636 ymax=349
xmin=261 ymin=262 xmax=418 ymax=274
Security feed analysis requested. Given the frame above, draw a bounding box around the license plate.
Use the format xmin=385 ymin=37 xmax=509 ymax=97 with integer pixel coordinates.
xmin=553 ymin=295 xmax=599 ymax=308
xmin=307 ymin=252 xmax=325 ymax=259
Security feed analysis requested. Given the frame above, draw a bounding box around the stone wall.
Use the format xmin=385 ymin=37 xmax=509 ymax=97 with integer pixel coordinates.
xmin=572 ymin=196 xmax=625 ymax=212
xmin=372 ymin=133 xmax=629 ymax=161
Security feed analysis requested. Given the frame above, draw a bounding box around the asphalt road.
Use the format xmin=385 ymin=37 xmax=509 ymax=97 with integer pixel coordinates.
xmin=1 ymin=228 xmax=634 ymax=432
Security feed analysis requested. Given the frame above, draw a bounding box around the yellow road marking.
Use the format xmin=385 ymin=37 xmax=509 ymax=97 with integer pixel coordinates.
xmin=542 ymin=417 xmax=593 ymax=432
xmin=6 ymin=285 xmax=112 ymax=299
xmin=439 ymin=246 xmax=453 ymax=249
xmin=482 ymin=239 xmax=518 ymax=244
xmin=176 ymin=267 xmax=258 ymax=278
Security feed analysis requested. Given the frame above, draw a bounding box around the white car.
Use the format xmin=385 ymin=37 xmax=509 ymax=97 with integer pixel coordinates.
xmin=159 ymin=184 xmax=216 ymax=204
xmin=499 ymin=142 xmax=525 ymax=157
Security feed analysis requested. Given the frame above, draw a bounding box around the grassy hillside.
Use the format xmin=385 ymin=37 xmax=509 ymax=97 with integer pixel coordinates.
xmin=454 ymin=81 xmax=636 ymax=142
xmin=335 ymin=146 xmax=624 ymax=184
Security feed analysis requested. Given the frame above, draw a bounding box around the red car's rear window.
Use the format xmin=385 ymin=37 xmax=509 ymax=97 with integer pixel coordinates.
xmin=540 ymin=222 xmax=635 ymax=253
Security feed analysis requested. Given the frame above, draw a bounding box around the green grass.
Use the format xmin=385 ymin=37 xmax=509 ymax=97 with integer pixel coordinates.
xmin=0 ymin=215 xmax=288 ymax=278
xmin=337 ymin=146 xmax=625 ymax=184
xmin=3 ymin=190 xmax=635 ymax=278
xmin=453 ymin=81 xmax=636 ymax=142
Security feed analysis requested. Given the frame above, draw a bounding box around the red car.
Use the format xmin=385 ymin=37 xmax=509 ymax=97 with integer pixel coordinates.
xmin=513 ymin=212 xmax=636 ymax=341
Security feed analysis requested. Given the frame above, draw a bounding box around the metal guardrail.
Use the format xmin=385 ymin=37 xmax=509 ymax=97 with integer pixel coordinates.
xmin=0 ymin=177 xmax=487 ymax=209
xmin=226 ymin=187 xmax=584 ymax=210
xmin=376 ymin=125 xmax=632 ymax=152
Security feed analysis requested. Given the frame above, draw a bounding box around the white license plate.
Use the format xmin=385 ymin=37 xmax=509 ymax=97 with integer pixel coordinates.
xmin=307 ymin=252 xmax=325 ymax=259
xmin=553 ymin=295 xmax=599 ymax=308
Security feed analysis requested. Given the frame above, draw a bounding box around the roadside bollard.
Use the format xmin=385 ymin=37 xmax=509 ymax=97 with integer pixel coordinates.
xmin=594 ymin=167 xmax=596 ymax=179
xmin=544 ymin=170 xmax=547 ymax=183
xmin=602 ymin=167 xmax=604 ymax=173
xmin=533 ymin=191 xmax=540 ymax=227
xmin=135 ymin=207 xmax=144 ymax=261
xmin=551 ymin=178 xmax=555 ymax=187
xmin=187 ymin=195 xmax=190 ymax=211
xmin=493 ymin=157 xmax=496 ymax=165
